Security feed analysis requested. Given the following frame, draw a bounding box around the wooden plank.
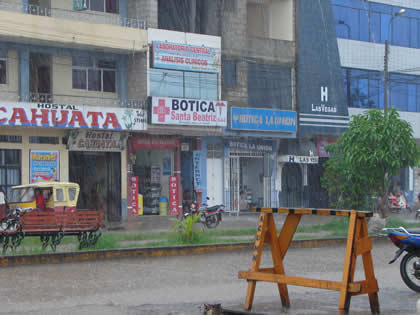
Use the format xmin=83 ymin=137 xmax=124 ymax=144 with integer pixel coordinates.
xmin=267 ymin=213 xmax=290 ymax=308
xmin=244 ymin=213 xmax=268 ymax=310
xmin=278 ymin=213 xmax=301 ymax=259
xmin=339 ymin=210 xmax=358 ymax=312
xmin=238 ymin=271 xmax=361 ymax=293
xmin=350 ymin=279 xmax=379 ymax=296
xmin=355 ymin=236 xmax=372 ymax=257
xmin=359 ymin=218 xmax=380 ymax=314
xmin=252 ymin=208 xmax=373 ymax=218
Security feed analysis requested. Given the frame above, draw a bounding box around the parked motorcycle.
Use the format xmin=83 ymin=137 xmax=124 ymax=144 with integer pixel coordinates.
xmin=383 ymin=226 xmax=420 ymax=292
xmin=183 ymin=198 xmax=224 ymax=229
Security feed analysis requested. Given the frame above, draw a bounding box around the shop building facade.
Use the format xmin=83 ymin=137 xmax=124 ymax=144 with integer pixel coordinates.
xmin=0 ymin=0 xmax=148 ymax=223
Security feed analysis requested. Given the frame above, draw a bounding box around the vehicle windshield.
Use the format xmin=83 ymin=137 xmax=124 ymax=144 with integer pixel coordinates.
xmin=9 ymin=187 xmax=35 ymax=203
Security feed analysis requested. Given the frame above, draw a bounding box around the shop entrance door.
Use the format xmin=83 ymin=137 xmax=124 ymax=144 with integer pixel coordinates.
xmin=69 ymin=152 xmax=121 ymax=222
xmin=207 ymin=157 xmax=223 ymax=206
xmin=281 ymin=163 xmax=302 ymax=207
xmin=308 ymin=164 xmax=329 ymax=208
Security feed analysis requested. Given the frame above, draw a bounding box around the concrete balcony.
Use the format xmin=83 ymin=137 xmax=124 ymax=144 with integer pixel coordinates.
xmin=0 ymin=3 xmax=147 ymax=53
xmin=247 ymin=36 xmax=295 ymax=66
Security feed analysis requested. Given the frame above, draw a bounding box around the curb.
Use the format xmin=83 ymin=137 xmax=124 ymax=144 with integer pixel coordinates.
xmin=0 ymin=236 xmax=386 ymax=268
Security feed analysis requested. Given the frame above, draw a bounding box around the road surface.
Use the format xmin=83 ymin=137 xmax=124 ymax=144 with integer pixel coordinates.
xmin=0 ymin=239 xmax=418 ymax=314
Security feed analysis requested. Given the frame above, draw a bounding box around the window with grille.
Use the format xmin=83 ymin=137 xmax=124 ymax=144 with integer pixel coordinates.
xmin=0 ymin=58 xmax=6 ymax=84
xmin=29 ymin=136 xmax=59 ymax=144
xmin=0 ymin=149 xmax=21 ymax=199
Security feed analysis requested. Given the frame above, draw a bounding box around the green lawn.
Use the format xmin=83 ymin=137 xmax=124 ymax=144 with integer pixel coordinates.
xmin=2 ymin=216 xmax=418 ymax=256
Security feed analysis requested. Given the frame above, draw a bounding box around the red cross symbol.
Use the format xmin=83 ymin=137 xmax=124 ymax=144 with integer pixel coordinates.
xmin=153 ymin=99 xmax=170 ymax=122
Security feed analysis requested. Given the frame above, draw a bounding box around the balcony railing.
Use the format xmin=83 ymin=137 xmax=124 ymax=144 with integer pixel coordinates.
xmin=0 ymin=91 xmax=146 ymax=109
xmin=30 ymin=92 xmax=53 ymax=103
xmin=0 ymin=2 xmax=147 ymax=29
xmin=25 ymin=4 xmax=51 ymax=17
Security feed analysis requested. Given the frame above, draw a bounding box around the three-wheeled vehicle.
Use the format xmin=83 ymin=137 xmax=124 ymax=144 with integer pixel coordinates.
xmin=0 ymin=182 xmax=104 ymax=253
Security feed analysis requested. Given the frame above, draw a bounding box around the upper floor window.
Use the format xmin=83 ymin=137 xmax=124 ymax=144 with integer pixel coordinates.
xmin=75 ymin=0 xmax=118 ymax=14
xmin=72 ymin=57 xmax=116 ymax=93
xmin=333 ymin=0 xmax=420 ymax=49
xmin=0 ymin=59 xmax=6 ymax=84
xmin=0 ymin=49 xmax=6 ymax=84
xmin=150 ymin=68 xmax=218 ymax=100
xmin=343 ymin=67 xmax=420 ymax=112
xmin=248 ymin=63 xmax=292 ymax=110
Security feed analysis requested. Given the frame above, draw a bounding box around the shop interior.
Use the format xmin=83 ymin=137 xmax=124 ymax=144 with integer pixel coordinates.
xmin=239 ymin=157 xmax=265 ymax=211
xmin=134 ymin=149 xmax=173 ymax=214
xmin=69 ymin=151 xmax=121 ymax=222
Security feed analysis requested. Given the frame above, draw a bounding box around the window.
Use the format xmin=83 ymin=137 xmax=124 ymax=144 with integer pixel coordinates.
xmin=223 ymin=60 xmax=237 ymax=88
xmin=55 ymin=188 xmax=64 ymax=202
xmin=333 ymin=1 xmax=420 ymax=49
xmin=248 ymin=63 xmax=292 ymax=110
xmin=72 ymin=57 xmax=116 ymax=93
xmin=150 ymin=68 xmax=218 ymax=99
xmin=69 ymin=188 xmax=77 ymax=201
xmin=0 ymin=149 xmax=21 ymax=199
xmin=344 ymin=68 xmax=420 ymax=112
xmin=29 ymin=136 xmax=59 ymax=144
xmin=0 ymin=58 xmax=6 ymax=84
xmin=78 ymin=0 xmax=118 ymax=13
xmin=0 ymin=136 xmax=22 ymax=143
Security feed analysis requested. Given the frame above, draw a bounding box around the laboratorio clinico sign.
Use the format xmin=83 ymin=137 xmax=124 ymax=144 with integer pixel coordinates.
xmin=151 ymin=96 xmax=227 ymax=127
xmin=0 ymin=102 xmax=146 ymax=131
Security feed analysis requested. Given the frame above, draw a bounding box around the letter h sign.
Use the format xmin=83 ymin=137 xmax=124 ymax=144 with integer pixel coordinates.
xmin=321 ymin=86 xmax=328 ymax=102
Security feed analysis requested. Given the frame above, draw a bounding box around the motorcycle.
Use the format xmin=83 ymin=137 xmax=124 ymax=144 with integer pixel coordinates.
xmin=383 ymin=226 xmax=420 ymax=292
xmin=183 ymin=199 xmax=224 ymax=229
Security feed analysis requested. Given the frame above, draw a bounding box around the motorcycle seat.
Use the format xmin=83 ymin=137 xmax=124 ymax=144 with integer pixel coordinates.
xmin=406 ymin=229 xmax=420 ymax=235
xmin=206 ymin=205 xmax=220 ymax=212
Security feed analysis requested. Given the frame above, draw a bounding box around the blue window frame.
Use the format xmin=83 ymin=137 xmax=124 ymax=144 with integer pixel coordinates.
xmin=333 ymin=0 xmax=420 ymax=49
xmin=344 ymin=68 xmax=420 ymax=112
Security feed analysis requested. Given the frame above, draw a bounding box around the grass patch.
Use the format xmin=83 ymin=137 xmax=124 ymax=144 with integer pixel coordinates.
xmin=385 ymin=217 xmax=419 ymax=229
xmin=296 ymin=218 xmax=349 ymax=233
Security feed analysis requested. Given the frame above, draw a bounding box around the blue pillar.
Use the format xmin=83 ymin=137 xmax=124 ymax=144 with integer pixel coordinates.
xmin=119 ymin=0 xmax=127 ymax=19
xmin=19 ymin=50 xmax=29 ymax=102
xmin=22 ymin=0 xmax=28 ymax=12
xmin=201 ymin=137 xmax=208 ymax=203
xmin=117 ymin=57 xmax=127 ymax=106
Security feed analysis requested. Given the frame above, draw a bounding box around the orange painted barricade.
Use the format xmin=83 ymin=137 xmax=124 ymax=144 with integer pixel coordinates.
xmin=238 ymin=208 xmax=380 ymax=315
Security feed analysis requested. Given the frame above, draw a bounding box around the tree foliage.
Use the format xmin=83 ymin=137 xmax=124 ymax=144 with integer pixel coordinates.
xmin=322 ymin=109 xmax=420 ymax=217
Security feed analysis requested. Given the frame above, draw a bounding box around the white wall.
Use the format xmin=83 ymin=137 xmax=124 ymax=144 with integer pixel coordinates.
xmin=349 ymin=108 xmax=420 ymax=139
xmin=270 ymin=0 xmax=294 ymax=41
xmin=371 ymin=0 xmax=420 ymax=10
xmin=338 ymin=38 xmax=420 ymax=75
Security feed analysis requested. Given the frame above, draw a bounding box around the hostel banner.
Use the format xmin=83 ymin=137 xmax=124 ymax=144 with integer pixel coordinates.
xmin=0 ymin=102 xmax=146 ymax=131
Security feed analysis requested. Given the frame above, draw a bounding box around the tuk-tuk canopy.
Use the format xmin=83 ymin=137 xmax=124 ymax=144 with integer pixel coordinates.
xmin=9 ymin=182 xmax=80 ymax=208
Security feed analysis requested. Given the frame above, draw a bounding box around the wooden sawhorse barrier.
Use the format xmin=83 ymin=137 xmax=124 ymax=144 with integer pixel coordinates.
xmin=238 ymin=208 xmax=379 ymax=314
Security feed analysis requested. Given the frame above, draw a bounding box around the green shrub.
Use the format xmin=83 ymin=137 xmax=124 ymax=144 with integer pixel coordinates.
xmin=170 ymin=214 xmax=202 ymax=244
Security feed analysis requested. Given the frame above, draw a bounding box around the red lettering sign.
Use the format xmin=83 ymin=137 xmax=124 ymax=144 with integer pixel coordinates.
xmin=129 ymin=176 xmax=139 ymax=216
xmin=169 ymin=176 xmax=179 ymax=216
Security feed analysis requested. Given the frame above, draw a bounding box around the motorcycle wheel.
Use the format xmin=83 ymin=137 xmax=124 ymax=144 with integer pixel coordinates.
xmin=400 ymin=252 xmax=420 ymax=292
xmin=205 ymin=215 xmax=219 ymax=229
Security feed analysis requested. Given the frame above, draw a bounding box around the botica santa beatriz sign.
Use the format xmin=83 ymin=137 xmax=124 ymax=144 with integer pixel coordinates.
xmin=151 ymin=97 xmax=227 ymax=127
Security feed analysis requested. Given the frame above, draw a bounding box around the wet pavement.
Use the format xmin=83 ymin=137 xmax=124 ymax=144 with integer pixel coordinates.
xmin=0 ymin=239 xmax=418 ymax=314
